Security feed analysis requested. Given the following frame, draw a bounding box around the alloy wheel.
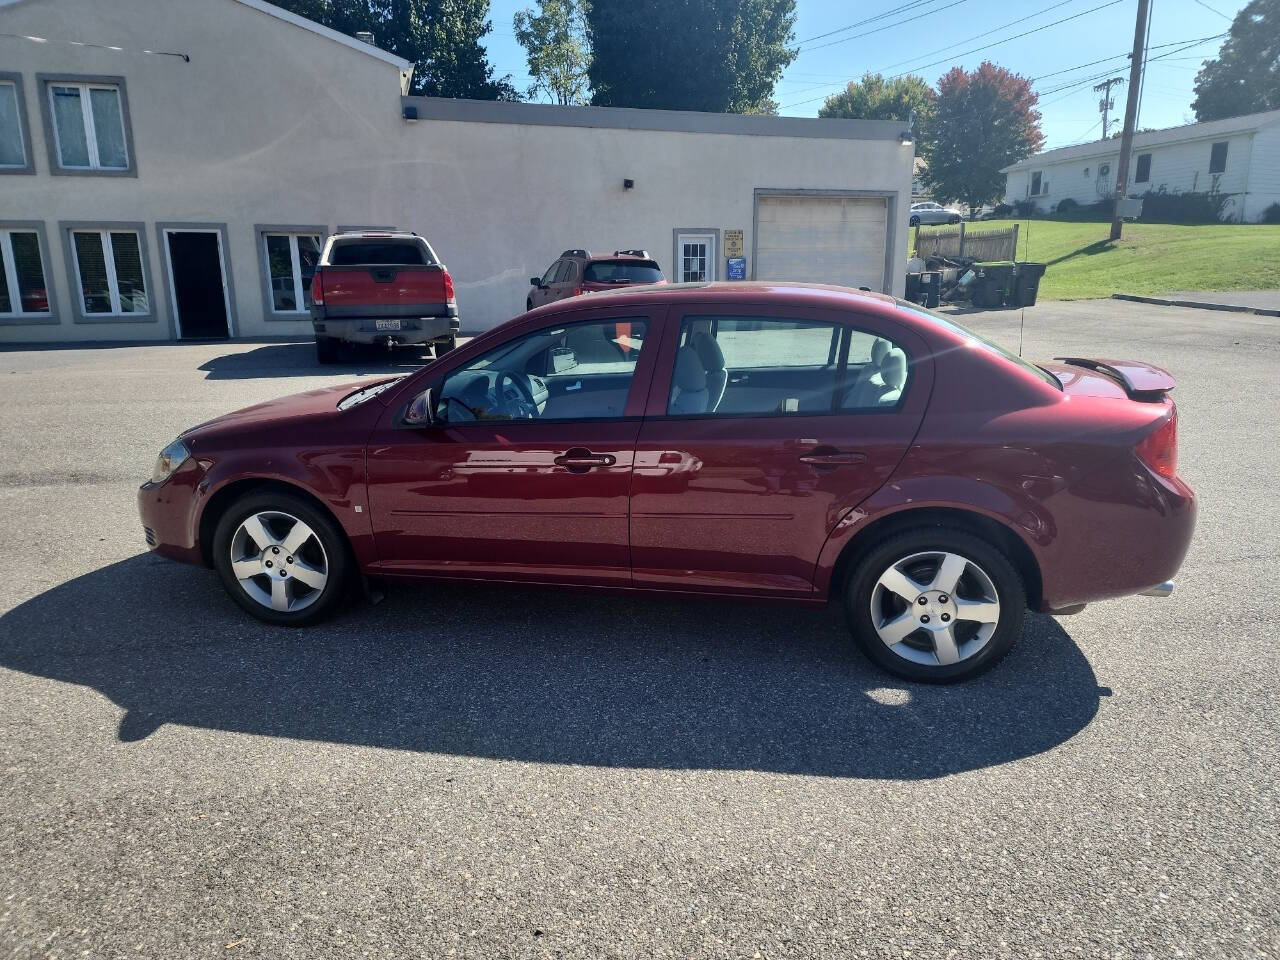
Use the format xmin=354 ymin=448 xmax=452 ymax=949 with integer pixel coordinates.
xmin=229 ymin=510 xmax=329 ymax=613
xmin=869 ymin=550 xmax=1001 ymax=667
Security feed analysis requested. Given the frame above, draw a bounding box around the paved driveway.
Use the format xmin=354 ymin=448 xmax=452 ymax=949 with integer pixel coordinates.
xmin=0 ymin=301 xmax=1276 ymax=958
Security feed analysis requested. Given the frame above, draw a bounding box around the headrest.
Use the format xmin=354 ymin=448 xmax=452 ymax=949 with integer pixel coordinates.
xmin=881 ymin=348 xmax=907 ymax=390
xmin=871 ymin=337 xmax=890 ymax=366
xmin=690 ymin=332 xmax=725 ymax=371
xmin=673 ymin=346 xmax=707 ymax=392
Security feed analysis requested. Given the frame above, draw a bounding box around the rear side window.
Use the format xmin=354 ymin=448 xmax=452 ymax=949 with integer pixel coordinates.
xmin=555 ymin=260 xmax=577 ymax=283
xmin=584 ymin=260 xmax=664 ymax=283
xmin=666 ymin=315 xmax=909 ymax=417
xmin=329 ymin=240 xmax=433 ymax=266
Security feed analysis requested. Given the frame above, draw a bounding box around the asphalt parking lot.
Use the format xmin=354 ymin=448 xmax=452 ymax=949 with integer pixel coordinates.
xmin=1 ymin=299 xmax=1277 ymax=958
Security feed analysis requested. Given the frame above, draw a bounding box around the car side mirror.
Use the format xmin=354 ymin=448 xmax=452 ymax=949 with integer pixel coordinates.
xmin=530 ymin=277 xmax=543 ymax=288
xmin=402 ymin=388 xmax=434 ymax=427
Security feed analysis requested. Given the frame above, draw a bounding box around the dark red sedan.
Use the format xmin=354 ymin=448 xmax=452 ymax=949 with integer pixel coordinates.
xmin=138 ymin=284 xmax=1194 ymax=681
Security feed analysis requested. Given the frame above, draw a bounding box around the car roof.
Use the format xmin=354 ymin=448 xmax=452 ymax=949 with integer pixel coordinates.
xmin=328 ymin=231 xmax=422 ymax=241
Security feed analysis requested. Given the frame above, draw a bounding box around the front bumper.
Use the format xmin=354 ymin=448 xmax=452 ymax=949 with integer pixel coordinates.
xmin=137 ymin=462 xmax=205 ymax=566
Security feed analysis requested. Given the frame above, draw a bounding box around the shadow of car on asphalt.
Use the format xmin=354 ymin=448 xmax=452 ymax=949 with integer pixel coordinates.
xmin=198 ymin=342 xmax=435 ymax=380
xmin=0 ymin=554 xmax=1104 ymax=779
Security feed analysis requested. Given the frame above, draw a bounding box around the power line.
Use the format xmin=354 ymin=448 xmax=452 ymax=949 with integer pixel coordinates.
xmin=1192 ymin=0 xmax=1231 ymax=18
xmin=797 ymin=0 xmax=949 ymax=45
xmin=799 ymin=0 xmax=974 ymax=54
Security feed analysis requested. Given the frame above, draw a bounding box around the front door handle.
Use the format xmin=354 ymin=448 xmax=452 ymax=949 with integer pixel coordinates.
xmin=799 ymin=450 xmax=867 ymax=467
xmin=554 ymin=448 xmax=617 ymax=472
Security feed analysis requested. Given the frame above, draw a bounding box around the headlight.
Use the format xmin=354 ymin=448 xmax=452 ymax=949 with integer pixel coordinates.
xmin=151 ymin=439 xmax=191 ymax=484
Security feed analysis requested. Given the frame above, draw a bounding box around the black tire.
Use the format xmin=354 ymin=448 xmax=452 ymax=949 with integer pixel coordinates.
xmin=949 ymin=215 xmax=962 ymax=224
xmin=843 ymin=527 xmax=1026 ymax=683
xmin=212 ymin=490 xmax=351 ymax=626
xmin=909 ymin=215 xmax=921 ymax=226
xmin=435 ymin=335 xmax=457 ymax=357
xmin=315 ymin=337 xmax=340 ymax=364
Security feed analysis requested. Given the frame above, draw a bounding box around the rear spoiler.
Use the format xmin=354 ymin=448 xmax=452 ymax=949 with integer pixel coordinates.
xmin=1054 ymin=357 xmax=1176 ymax=401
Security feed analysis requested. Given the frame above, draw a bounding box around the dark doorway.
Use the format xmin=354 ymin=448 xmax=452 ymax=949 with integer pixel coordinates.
xmin=166 ymin=231 xmax=229 ymax=339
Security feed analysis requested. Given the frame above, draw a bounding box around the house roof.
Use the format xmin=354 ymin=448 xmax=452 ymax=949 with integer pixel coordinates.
xmin=1002 ymin=107 xmax=1280 ymax=172
xmin=234 ymin=0 xmax=412 ymax=73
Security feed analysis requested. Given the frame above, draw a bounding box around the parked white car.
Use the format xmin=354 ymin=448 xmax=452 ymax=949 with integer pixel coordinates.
xmin=909 ymin=201 xmax=963 ymax=226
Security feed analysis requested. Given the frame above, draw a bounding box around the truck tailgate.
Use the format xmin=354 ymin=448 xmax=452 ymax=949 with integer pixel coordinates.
xmin=320 ymin=264 xmax=449 ymax=317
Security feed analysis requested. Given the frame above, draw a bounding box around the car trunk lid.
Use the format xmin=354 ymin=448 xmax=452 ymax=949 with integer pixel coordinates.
xmin=317 ymin=263 xmax=449 ymax=317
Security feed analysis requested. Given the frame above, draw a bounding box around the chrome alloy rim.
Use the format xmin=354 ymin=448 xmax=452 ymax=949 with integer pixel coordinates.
xmin=870 ymin=551 xmax=1001 ymax=666
xmin=229 ymin=510 xmax=329 ymax=613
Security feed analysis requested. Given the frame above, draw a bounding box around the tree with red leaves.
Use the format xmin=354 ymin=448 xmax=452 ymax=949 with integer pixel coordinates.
xmin=922 ymin=62 xmax=1044 ymax=218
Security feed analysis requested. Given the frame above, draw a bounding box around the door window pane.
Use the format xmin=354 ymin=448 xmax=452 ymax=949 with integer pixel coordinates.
xmin=110 ymin=232 xmax=147 ymax=313
xmin=681 ymin=241 xmax=708 ymax=282
xmin=0 ymin=83 xmax=25 ymax=168
xmin=540 ymin=261 xmax=561 ymax=285
xmin=73 ymin=231 xmax=111 ymax=312
xmin=89 ymin=87 xmax=127 ymax=169
xmin=266 ymin=234 xmax=296 ymax=310
xmin=438 ymin=318 xmax=648 ymax=422
xmin=51 ymin=86 xmax=90 ymax=168
xmin=11 ymin=232 xmax=49 ymax=313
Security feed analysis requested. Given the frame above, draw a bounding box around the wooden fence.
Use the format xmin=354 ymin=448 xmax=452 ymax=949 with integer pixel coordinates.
xmin=913 ymin=222 xmax=1021 ymax=262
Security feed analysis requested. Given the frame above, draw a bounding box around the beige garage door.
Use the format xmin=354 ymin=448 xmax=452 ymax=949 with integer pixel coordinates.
xmin=754 ymin=195 xmax=888 ymax=291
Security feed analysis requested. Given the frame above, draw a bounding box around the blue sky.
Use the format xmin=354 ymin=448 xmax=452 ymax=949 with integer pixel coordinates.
xmin=481 ymin=0 xmax=1240 ymax=150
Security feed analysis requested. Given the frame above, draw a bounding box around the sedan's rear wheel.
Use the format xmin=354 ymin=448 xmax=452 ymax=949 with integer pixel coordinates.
xmin=212 ymin=491 xmax=349 ymax=625
xmin=845 ymin=528 xmax=1025 ymax=682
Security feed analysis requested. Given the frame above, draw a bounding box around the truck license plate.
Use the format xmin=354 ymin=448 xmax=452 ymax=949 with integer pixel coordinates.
xmin=375 ymin=319 xmax=402 ymax=331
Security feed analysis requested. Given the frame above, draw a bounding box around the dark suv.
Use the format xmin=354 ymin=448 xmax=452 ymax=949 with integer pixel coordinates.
xmin=527 ymin=249 xmax=665 ymax=310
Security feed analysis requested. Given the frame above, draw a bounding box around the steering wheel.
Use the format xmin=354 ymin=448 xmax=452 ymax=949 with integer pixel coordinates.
xmin=496 ymin=371 xmax=537 ymax=419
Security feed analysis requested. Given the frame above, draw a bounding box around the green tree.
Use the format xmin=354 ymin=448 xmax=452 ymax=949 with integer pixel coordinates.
xmin=818 ymin=72 xmax=934 ymax=129
xmin=1192 ymin=0 xmax=1280 ymax=121
xmin=513 ymin=0 xmax=592 ymax=105
xmin=923 ymin=62 xmax=1043 ymax=218
xmin=271 ymin=0 xmax=518 ymax=100
xmin=586 ymin=0 xmax=797 ymax=113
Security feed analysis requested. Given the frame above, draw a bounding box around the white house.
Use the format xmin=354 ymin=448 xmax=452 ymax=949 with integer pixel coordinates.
xmin=1002 ymin=109 xmax=1280 ymax=223
xmin=0 ymin=0 xmax=913 ymax=344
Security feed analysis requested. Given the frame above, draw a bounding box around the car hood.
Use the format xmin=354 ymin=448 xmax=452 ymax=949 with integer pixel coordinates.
xmin=181 ymin=378 xmax=395 ymax=446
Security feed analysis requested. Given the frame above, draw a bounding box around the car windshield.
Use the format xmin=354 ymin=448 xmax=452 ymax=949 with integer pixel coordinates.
xmin=896 ymin=301 xmax=1062 ymax=389
xmin=583 ymin=260 xmax=663 ymax=283
xmin=330 ymin=241 xmax=435 ymax=266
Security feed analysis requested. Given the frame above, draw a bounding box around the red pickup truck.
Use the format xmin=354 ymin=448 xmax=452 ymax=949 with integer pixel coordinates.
xmin=309 ymin=232 xmax=460 ymax=364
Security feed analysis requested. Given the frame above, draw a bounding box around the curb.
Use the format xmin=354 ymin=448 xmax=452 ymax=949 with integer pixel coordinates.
xmin=1111 ymin=293 xmax=1280 ymax=317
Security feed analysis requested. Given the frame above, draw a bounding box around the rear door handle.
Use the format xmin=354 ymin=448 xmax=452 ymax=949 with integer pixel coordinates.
xmin=554 ymin=448 xmax=617 ymax=472
xmin=799 ymin=451 xmax=867 ymax=467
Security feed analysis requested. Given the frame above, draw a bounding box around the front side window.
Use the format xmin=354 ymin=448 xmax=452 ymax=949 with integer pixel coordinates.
xmin=438 ymin=317 xmax=648 ymax=423
xmin=665 ymin=315 xmax=909 ymax=417
xmin=540 ymin=260 xmax=561 ymax=285
xmin=0 ymin=81 xmax=27 ymax=169
xmin=1135 ymin=153 xmax=1152 ymax=183
xmin=0 ymin=229 xmax=50 ymax=317
xmin=48 ymin=82 xmax=128 ymax=171
xmin=264 ymin=233 xmax=322 ymax=312
xmin=1209 ymin=141 xmax=1228 ymax=174
xmin=71 ymin=229 xmax=147 ymax=315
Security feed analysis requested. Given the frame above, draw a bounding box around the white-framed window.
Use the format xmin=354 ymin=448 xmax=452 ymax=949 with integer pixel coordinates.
xmin=47 ymin=81 xmax=128 ymax=171
xmin=263 ymin=232 xmax=323 ymax=313
xmin=70 ymin=229 xmax=148 ymax=315
xmin=0 ymin=229 xmax=51 ymax=318
xmin=0 ymin=79 xmax=29 ymax=170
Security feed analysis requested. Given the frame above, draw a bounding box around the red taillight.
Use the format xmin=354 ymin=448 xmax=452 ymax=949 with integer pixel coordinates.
xmin=311 ymin=269 xmax=324 ymax=305
xmin=443 ymin=270 xmax=455 ymax=303
xmin=1136 ymin=409 xmax=1178 ymax=480
xmin=572 ymin=286 xmax=582 ymax=297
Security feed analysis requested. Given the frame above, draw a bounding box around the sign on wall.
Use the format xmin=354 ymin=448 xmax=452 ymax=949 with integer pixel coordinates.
xmin=726 ymin=257 xmax=747 ymax=281
xmin=724 ymin=229 xmax=744 ymax=259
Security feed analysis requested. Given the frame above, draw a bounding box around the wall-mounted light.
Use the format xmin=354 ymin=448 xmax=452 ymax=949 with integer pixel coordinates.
xmin=402 ymin=104 xmax=418 ymax=123
xmin=900 ymin=109 xmax=915 ymax=145
xmin=623 ymin=178 xmax=635 ymax=190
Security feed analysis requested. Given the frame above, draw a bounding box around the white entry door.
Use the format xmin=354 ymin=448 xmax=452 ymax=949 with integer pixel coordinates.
xmin=754 ymin=195 xmax=888 ymax=291
xmin=675 ymin=232 xmax=716 ymax=283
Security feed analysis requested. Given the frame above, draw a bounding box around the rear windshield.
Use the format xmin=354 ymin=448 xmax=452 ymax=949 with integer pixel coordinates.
xmin=897 ymin=301 xmax=1062 ymax=390
xmin=329 ymin=240 xmax=434 ymax=266
xmin=584 ymin=260 xmax=663 ymax=284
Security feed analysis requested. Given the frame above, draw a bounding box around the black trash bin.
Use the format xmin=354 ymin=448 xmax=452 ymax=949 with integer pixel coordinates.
xmin=918 ymin=271 xmax=941 ymax=308
xmin=1014 ymin=262 xmax=1047 ymax=307
xmin=971 ymin=261 xmax=1015 ymax=308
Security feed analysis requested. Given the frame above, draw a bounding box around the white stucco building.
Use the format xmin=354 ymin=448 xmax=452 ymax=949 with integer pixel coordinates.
xmin=0 ymin=0 xmax=913 ymax=344
xmin=1002 ymin=109 xmax=1280 ymax=223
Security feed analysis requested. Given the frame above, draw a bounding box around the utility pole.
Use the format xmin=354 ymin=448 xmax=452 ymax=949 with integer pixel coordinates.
xmin=1111 ymin=0 xmax=1151 ymax=241
xmin=1093 ymin=77 xmax=1125 ymax=139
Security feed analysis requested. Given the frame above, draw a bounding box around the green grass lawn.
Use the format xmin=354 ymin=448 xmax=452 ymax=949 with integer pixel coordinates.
xmin=922 ymin=220 xmax=1280 ymax=301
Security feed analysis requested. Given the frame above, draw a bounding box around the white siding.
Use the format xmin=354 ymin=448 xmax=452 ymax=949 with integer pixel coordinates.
xmin=1244 ymin=120 xmax=1280 ymax=222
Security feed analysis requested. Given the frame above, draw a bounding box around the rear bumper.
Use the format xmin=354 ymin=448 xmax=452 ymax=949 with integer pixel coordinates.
xmin=313 ymin=313 xmax=460 ymax=345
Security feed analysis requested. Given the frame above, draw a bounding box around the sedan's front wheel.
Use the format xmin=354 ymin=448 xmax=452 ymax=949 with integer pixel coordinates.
xmin=212 ymin=491 xmax=350 ymax=625
xmin=845 ymin=528 xmax=1025 ymax=682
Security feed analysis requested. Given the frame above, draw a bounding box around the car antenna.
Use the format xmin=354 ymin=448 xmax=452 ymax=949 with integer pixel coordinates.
xmin=1018 ymin=219 xmax=1029 ymax=357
